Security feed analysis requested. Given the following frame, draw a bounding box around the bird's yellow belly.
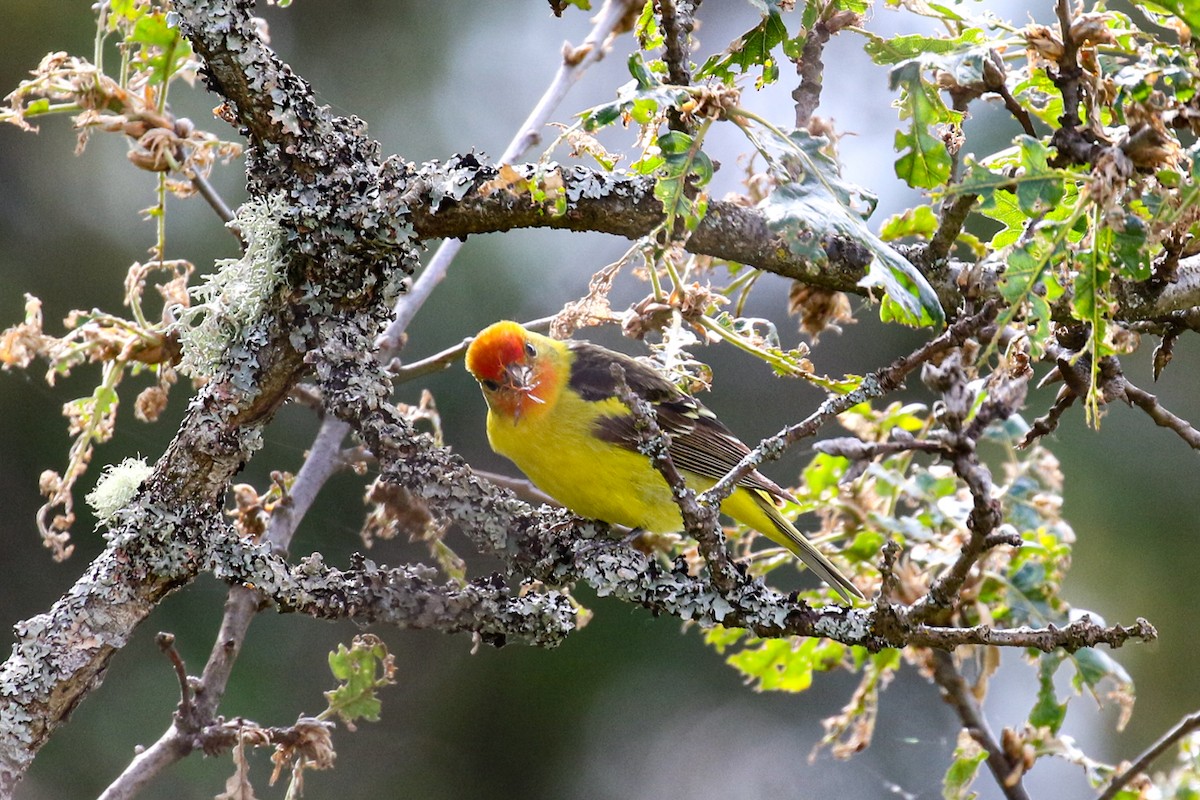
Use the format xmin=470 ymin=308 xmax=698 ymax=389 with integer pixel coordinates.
xmin=486 ymin=396 xmax=698 ymax=532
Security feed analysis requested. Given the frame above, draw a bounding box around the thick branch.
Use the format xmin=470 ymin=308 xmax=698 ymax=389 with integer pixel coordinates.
xmin=402 ymin=160 xmax=1200 ymax=323
xmin=200 ymin=529 xmax=574 ymax=645
xmin=1 ymin=0 xmax=419 ymax=789
xmin=308 ymin=319 xmax=1153 ymax=652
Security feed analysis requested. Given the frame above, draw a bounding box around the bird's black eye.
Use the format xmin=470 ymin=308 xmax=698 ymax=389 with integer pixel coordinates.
xmin=523 ymin=341 xmax=537 ymax=359
xmin=481 ymin=379 xmax=500 ymax=391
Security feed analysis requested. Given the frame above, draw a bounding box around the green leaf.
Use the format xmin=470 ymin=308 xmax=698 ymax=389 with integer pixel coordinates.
xmin=987 ymin=215 xmax=1072 ymax=354
xmin=943 ymin=731 xmax=987 ymax=800
xmin=1106 ymin=213 xmax=1151 ymax=280
xmin=1072 ymin=250 xmax=1106 ymax=324
xmin=1070 ymin=646 xmax=1132 ymax=694
xmin=957 ymin=161 xmax=1016 ymax=211
xmin=107 ymin=0 xmax=140 ymax=29
xmin=999 ymin=223 xmax=1067 ymax=307
xmin=760 ymin=131 xmax=944 ymax=326
xmin=1012 ymin=71 xmax=1064 ymax=127
xmin=93 ymin=384 xmax=119 ymax=416
xmin=324 ymin=635 xmax=395 ymax=725
xmin=654 ymin=129 xmax=713 ymax=231
xmin=23 ymin=98 xmax=51 ymax=116
xmin=1030 ymin=654 xmax=1069 ymax=733
xmin=695 ymin=8 xmax=788 ymax=87
xmin=863 ymin=29 xmax=986 ymax=66
xmin=1141 ymin=0 xmax=1200 ymax=32
xmin=890 ymin=61 xmax=955 ymax=189
xmin=1014 ymin=136 xmax=1065 ymax=215
xmin=879 ymin=205 xmax=939 ymax=241
xmin=703 ymin=625 xmax=748 ymax=653
xmin=579 ymin=53 xmax=691 ymax=131
xmin=130 ymin=11 xmax=193 ymax=86
xmin=867 ymin=251 xmax=946 ymax=327
xmin=635 ymin=0 xmax=663 ymax=50
xmin=724 ymin=637 xmax=846 ymax=693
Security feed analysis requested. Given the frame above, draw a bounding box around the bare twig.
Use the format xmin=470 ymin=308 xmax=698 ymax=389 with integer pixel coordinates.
xmin=190 ymin=172 xmax=237 ymax=229
xmin=995 ymin=80 xmax=1037 ymax=138
xmin=155 ymin=633 xmax=192 ymax=717
xmin=1020 ymin=385 xmax=1076 ymax=447
xmin=1024 ymin=346 xmax=1200 ymax=450
xmin=473 ymin=470 xmax=559 ymax=508
xmin=1054 ymin=0 xmax=1081 ymax=125
xmin=927 ymin=192 xmax=978 ymax=264
xmin=376 ymin=0 xmax=636 ymax=355
xmin=930 ymin=650 xmax=1033 ymax=800
xmin=702 ymin=302 xmax=1000 ymax=508
xmin=387 ymin=316 xmax=554 ymax=384
xmin=814 ymin=436 xmax=946 ymax=461
xmin=792 ymin=21 xmax=832 ymax=129
xmin=910 ymin=346 xmax=1032 ymax=622
xmin=98 ymin=415 xmax=349 ymax=800
xmin=1116 ymin=373 xmax=1200 ymax=450
xmin=1097 ymin=708 xmax=1200 ymax=800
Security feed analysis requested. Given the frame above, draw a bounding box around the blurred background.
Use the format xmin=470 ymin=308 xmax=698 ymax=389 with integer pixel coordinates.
xmin=1 ymin=2 xmax=1196 ymax=798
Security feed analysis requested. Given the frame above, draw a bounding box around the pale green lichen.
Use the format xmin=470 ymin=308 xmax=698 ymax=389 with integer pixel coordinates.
xmin=176 ymin=192 xmax=289 ymax=378
xmin=85 ymin=457 xmax=152 ymax=523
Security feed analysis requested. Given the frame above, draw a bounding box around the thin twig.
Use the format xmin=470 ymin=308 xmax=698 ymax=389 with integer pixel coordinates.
xmin=660 ymin=0 xmax=697 ymax=132
xmin=1117 ymin=374 xmax=1200 ymax=450
xmin=190 ymin=172 xmax=237 ymax=229
xmin=377 ymin=0 xmax=637 ymax=354
xmin=702 ymin=303 xmax=999 ymax=508
xmin=473 ymin=469 xmax=559 ymax=508
xmin=910 ymin=346 xmax=1032 ymax=622
xmin=791 ymin=21 xmax=831 ymax=129
xmin=995 ymin=80 xmax=1037 ymax=137
xmin=155 ymin=633 xmax=192 ymax=717
xmin=930 ymin=650 xmax=1033 ymax=800
xmin=1097 ymin=708 xmax=1200 ymax=800
xmin=927 ymin=192 xmax=978 ymax=264
xmin=1054 ymin=0 xmax=1082 ymax=131
xmin=98 ymin=417 xmax=347 ymax=800
xmin=387 ymin=316 xmax=554 ymax=384
xmin=609 ymin=363 xmax=740 ymax=595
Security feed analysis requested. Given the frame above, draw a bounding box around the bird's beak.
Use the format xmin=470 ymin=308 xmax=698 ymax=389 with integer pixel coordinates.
xmin=502 ymin=362 xmax=533 ymax=393
xmin=501 ymin=362 xmax=543 ymax=423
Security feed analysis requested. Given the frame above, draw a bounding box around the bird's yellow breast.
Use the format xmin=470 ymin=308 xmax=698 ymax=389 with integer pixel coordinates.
xmin=486 ymin=387 xmax=688 ymax=532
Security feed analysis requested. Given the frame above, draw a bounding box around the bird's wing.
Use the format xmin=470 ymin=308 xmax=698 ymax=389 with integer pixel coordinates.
xmin=567 ymin=341 xmax=795 ymax=503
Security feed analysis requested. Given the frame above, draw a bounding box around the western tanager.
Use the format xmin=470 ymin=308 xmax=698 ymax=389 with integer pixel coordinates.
xmin=465 ymin=320 xmax=863 ymax=602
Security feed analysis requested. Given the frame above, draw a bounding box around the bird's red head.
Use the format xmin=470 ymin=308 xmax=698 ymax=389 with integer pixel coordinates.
xmin=466 ymin=321 xmax=558 ymax=421
xmin=465 ymin=320 xmax=530 ymax=386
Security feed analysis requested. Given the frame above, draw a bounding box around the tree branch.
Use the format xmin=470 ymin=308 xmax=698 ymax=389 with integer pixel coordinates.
xmin=929 ymin=650 xmax=1032 ymax=800
xmin=791 ymin=20 xmax=831 ymax=128
xmin=609 ymin=363 xmax=739 ymax=595
xmin=1097 ymin=708 xmax=1200 ymax=800
xmin=701 ymin=302 xmax=1000 ymax=509
xmin=1 ymin=0 xmax=419 ymax=787
xmin=97 ymin=1 xmax=636 ymax=793
xmin=659 ymin=0 xmax=697 ymax=132
xmin=307 ymin=315 xmax=1154 ymax=651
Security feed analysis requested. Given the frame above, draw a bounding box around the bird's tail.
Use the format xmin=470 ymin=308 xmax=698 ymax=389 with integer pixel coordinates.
xmin=756 ymin=496 xmax=864 ymax=603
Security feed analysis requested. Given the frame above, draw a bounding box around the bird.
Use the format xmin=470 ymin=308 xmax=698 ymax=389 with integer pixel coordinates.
xmin=464 ymin=320 xmax=864 ymax=602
